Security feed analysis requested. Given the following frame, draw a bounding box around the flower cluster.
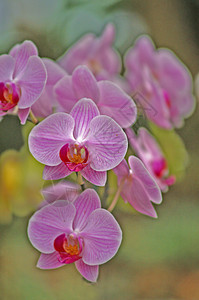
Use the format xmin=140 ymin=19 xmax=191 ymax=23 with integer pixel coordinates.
xmin=0 ymin=24 xmax=195 ymax=282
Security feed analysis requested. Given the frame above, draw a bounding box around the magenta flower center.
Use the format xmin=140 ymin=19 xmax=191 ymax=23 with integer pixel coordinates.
xmin=60 ymin=143 xmax=89 ymax=172
xmin=151 ymin=158 xmax=167 ymax=178
xmin=54 ymin=233 xmax=82 ymax=264
xmin=0 ymin=82 xmax=20 ymax=111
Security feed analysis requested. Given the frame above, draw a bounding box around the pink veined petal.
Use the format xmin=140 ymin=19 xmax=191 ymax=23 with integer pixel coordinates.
xmin=0 ymin=55 xmax=15 ymax=81
xmin=157 ymin=49 xmax=191 ymax=91
xmin=98 ymin=23 xmax=115 ymax=49
xmin=70 ymin=98 xmax=99 ymax=140
xmin=138 ymin=127 xmax=163 ymax=159
xmin=42 ymin=181 xmax=80 ymax=206
xmin=129 ymin=156 xmax=162 ymax=204
xmin=98 ymin=48 xmax=121 ymax=77
xmin=113 ymin=159 xmax=129 ymax=183
xmin=16 ymin=56 xmax=47 ymax=109
xmin=29 ymin=113 xmax=75 ymax=166
xmin=98 ymin=80 xmax=137 ymax=128
xmin=28 ymin=201 xmax=76 ymax=253
xmin=72 ymin=66 xmax=100 ymax=102
xmin=73 ymin=189 xmax=101 ymax=232
xmin=42 ymin=58 xmax=66 ymax=85
xmin=58 ymin=34 xmax=95 ymax=73
xmin=81 ymin=165 xmax=107 ymax=186
xmin=75 ymin=259 xmax=99 ymax=282
xmin=81 ymin=209 xmax=122 ymax=265
xmin=10 ymin=40 xmax=38 ymax=78
xmin=120 ymin=177 xmax=158 ymax=218
xmin=18 ymin=107 xmax=30 ymax=124
xmin=31 ymin=89 xmax=54 ymax=118
xmin=54 ymin=75 xmax=77 ymax=113
xmin=37 ymin=252 xmax=64 ymax=269
xmin=86 ymin=115 xmax=128 ymax=171
xmin=43 ymin=162 xmax=72 ymax=180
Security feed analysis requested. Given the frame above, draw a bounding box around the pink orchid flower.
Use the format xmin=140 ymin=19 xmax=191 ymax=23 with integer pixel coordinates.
xmin=113 ymin=156 xmax=162 ymax=218
xmin=124 ymin=36 xmax=195 ymax=129
xmin=28 ymin=98 xmax=128 ymax=186
xmin=126 ymin=127 xmax=175 ymax=192
xmin=58 ymin=23 xmax=121 ymax=81
xmin=28 ymin=189 xmax=122 ymax=282
xmin=54 ymin=65 xmax=137 ymax=128
xmin=0 ymin=40 xmax=47 ymax=124
xmin=31 ymin=58 xmax=66 ymax=118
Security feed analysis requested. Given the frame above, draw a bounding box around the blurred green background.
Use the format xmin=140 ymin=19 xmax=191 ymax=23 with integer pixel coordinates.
xmin=0 ymin=0 xmax=199 ymax=299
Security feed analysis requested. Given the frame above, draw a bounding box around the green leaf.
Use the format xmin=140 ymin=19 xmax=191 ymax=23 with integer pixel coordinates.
xmin=149 ymin=122 xmax=189 ymax=181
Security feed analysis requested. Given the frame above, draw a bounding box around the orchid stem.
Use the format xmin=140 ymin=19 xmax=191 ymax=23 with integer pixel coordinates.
xmin=29 ymin=110 xmax=39 ymax=125
xmin=77 ymin=172 xmax=85 ymax=191
xmin=107 ymin=181 xmax=124 ymax=212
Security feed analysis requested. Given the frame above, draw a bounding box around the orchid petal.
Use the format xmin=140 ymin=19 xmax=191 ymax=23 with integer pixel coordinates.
xmin=58 ymin=34 xmax=95 ymax=74
xmin=121 ymin=177 xmax=158 ymax=218
xmin=54 ymin=75 xmax=77 ymax=113
xmin=81 ymin=165 xmax=107 ymax=186
xmin=17 ymin=56 xmax=47 ymax=108
xmin=42 ymin=181 xmax=80 ymax=205
xmin=75 ymin=260 xmax=99 ymax=282
xmin=0 ymin=55 xmax=14 ymax=81
xmin=29 ymin=113 xmax=75 ymax=166
xmin=73 ymin=189 xmax=101 ymax=232
xmin=28 ymin=201 xmax=76 ymax=253
xmin=129 ymin=156 xmax=162 ymax=204
xmin=18 ymin=108 xmax=30 ymax=124
xmin=42 ymin=58 xmax=66 ymax=85
xmin=70 ymin=98 xmax=99 ymax=140
xmin=43 ymin=163 xmax=72 ymax=180
xmin=72 ymin=66 xmax=100 ymax=102
xmin=86 ymin=115 xmax=128 ymax=171
xmin=81 ymin=209 xmax=122 ymax=265
xmin=10 ymin=40 xmax=38 ymax=78
xmin=98 ymin=80 xmax=137 ymax=128
xmin=37 ymin=252 xmax=64 ymax=269
xmin=113 ymin=159 xmax=129 ymax=183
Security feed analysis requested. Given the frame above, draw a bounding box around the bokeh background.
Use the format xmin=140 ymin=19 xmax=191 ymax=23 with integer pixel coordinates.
xmin=0 ymin=0 xmax=199 ymax=299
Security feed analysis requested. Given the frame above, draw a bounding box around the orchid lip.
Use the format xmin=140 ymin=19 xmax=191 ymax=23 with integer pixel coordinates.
xmin=59 ymin=143 xmax=89 ymax=172
xmin=0 ymin=81 xmax=20 ymax=112
xmin=54 ymin=233 xmax=82 ymax=264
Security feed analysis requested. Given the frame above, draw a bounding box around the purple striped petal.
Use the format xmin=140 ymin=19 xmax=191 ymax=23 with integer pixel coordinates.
xmin=43 ymin=163 xmax=72 ymax=180
xmin=113 ymin=159 xmax=129 ymax=183
xmin=0 ymin=55 xmax=14 ymax=81
xmin=18 ymin=108 xmax=30 ymax=124
xmin=86 ymin=116 xmax=128 ymax=171
xmin=58 ymin=34 xmax=95 ymax=73
xmin=70 ymin=98 xmax=99 ymax=140
xmin=81 ymin=165 xmax=107 ymax=186
xmin=37 ymin=252 xmax=64 ymax=269
xmin=98 ymin=80 xmax=137 ymax=128
xmin=121 ymin=177 xmax=158 ymax=218
xmin=28 ymin=201 xmax=76 ymax=253
xmin=81 ymin=209 xmax=122 ymax=265
xmin=54 ymin=75 xmax=77 ymax=113
xmin=42 ymin=181 xmax=80 ymax=205
xmin=75 ymin=259 xmax=99 ymax=282
xmin=129 ymin=156 xmax=162 ymax=204
xmin=10 ymin=40 xmax=38 ymax=78
xmin=73 ymin=189 xmax=101 ymax=232
xmin=72 ymin=66 xmax=100 ymax=102
xmin=42 ymin=58 xmax=66 ymax=85
xmin=17 ymin=56 xmax=47 ymax=108
xmin=29 ymin=113 xmax=75 ymax=166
